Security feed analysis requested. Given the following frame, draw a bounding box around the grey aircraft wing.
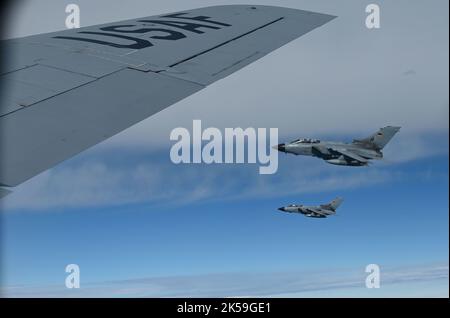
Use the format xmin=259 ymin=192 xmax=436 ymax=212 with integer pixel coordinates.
xmin=0 ymin=5 xmax=335 ymax=188
xmin=323 ymin=146 xmax=369 ymax=164
xmin=304 ymin=207 xmax=329 ymax=216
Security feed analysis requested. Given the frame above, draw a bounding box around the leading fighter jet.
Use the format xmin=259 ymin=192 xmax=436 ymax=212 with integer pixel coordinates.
xmin=275 ymin=126 xmax=401 ymax=166
xmin=278 ymin=197 xmax=343 ymax=218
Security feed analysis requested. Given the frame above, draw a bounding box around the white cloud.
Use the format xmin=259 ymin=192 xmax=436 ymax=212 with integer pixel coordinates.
xmin=1 ymin=262 xmax=448 ymax=297
xmin=0 ymin=153 xmax=384 ymax=211
xmin=1 ymin=128 xmax=446 ymax=212
xmin=381 ymin=132 xmax=449 ymax=163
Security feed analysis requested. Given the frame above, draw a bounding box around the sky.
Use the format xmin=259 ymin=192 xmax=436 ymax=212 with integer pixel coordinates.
xmin=0 ymin=0 xmax=449 ymax=297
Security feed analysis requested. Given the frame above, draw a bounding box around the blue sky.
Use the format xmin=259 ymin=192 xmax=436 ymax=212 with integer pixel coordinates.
xmin=0 ymin=0 xmax=449 ymax=297
xmin=1 ymin=136 xmax=448 ymax=296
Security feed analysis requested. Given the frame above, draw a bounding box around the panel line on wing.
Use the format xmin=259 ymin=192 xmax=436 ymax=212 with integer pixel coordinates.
xmin=168 ymin=17 xmax=284 ymax=68
xmin=0 ymin=67 xmax=124 ymax=118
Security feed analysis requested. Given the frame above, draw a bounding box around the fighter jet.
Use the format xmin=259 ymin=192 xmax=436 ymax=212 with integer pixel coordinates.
xmin=278 ymin=197 xmax=343 ymax=218
xmin=275 ymin=126 xmax=401 ymax=166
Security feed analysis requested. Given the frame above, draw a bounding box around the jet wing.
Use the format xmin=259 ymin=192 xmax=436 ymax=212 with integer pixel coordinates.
xmin=334 ymin=148 xmax=369 ymax=163
xmin=320 ymin=146 xmax=369 ymax=164
xmin=0 ymin=5 xmax=335 ymax=187
xmin=305 ymin=207 xmax=329 ymax=216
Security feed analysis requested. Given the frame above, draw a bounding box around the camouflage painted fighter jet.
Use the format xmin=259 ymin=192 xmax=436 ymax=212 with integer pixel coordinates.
xmin=275 ymin=126 xmax=401 ymax=166
xmin=278 ymin=197 xmax=343 ymax=218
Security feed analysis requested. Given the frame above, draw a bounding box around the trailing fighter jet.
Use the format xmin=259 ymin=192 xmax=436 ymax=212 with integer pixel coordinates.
xmin=275 ymin=126 xmax=401 ymax=166
xmin=278 ymin=197 xmax=343 ymax=218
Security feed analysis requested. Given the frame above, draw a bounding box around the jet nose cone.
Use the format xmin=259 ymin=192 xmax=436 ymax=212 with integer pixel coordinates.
xmin=278 ymin=207 xmax=286 ymax=212
xmin=273 ymin=144 xmax=286 ymax=152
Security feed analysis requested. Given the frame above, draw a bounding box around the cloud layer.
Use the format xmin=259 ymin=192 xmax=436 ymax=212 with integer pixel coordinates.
xmin=0 ymin=157 xmax=386 ymax=210
xmin=2 ymin=262 xmax=448 ymax=297
xmin=1 ymin=129 xmax=447 ymax=211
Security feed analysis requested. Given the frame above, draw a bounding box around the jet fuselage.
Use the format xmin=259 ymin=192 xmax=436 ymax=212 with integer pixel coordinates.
xmin=275 ymin=126 xmax=401 ymax=167
xmin=276 ymin=140 xmax=382 ymax=166
xmin=278 ymin=205 xmax=334 ymax=218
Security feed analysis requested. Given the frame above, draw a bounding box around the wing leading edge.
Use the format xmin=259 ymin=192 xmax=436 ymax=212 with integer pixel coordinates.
xmin=0 ymin=5 xmax=336 ymax=187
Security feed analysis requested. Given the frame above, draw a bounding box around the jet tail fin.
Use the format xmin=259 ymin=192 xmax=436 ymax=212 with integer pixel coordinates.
xmin=353 ymin=126 xmax=401 ymax=150
xmin=321 ymin=197 xmax=343 ymax=211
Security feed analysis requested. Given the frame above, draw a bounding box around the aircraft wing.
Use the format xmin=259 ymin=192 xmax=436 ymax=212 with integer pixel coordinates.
xmin=334 ymin=148 xmax=369 ymax=163
xmin=0 ymin=5 xmax=335 ymax=187
xmin=321 ymin=146 xmax=369 ymax=164
xmin=305 ymin=207 xmax=329 ymax=216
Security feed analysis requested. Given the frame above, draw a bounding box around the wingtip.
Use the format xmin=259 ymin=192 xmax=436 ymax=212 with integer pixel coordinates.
xmin=327 ymin=14 xmax=338 ymax=20
xmin=307 ymin=11 xmax=338 ymax=23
